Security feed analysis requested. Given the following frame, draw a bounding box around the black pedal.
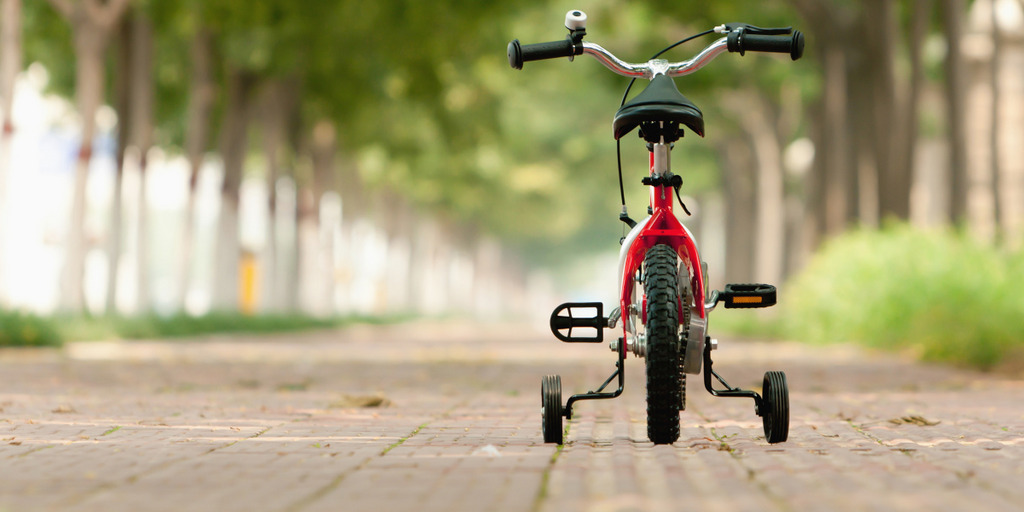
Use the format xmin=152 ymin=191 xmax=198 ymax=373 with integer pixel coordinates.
xmin=720 ymin=283 xmax=777 ymax=309
xmin=549 ymin=302 xmax=607 ymax=342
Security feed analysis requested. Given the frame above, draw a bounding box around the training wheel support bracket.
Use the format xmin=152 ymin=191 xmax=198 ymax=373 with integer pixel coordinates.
xmin=563 ymin=333 xmax=627 ymax=420
xmin=702 ymin=337 xmax=765 ymax=415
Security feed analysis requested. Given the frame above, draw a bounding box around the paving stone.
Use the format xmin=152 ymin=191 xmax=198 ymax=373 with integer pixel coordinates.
xmin=0 ymin=322 xmax=1022 ymax=511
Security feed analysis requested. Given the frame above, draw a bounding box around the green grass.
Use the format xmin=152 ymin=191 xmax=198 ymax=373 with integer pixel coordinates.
xmin=717 ymin=224 xmax=1024 ymax=370
xmin=0 ymin=310 xmax=412 ymax=347
xmin=0 ymin=309 xmax=62 ymax=347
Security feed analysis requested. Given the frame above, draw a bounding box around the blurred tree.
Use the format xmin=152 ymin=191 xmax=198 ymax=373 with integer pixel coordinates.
xmin=128 ymin=6 xmax=154 ymax=313
xmin=0 ymin=0 xmax=22 ymax=305
xmin=11 ymin=0 xmax=987 ymax=315
xmin=106 ymin=3 xmax=155 ymax=315
xmin=940 ymin=0 xmax=969 ymax=226
xmin=255 ymin=77 xmax=296 ymax=312
xmin=988 ymin=0 xmax=1003 ymax=240
xmin=179 ymin=26 xmax=215 ymax=312
xmin=211 ymin=64 xmax=254 ymax=310
xmin=46 ymin=0 xmax=132 ymax=313
xmin=106 ymin=13 xmax=130 ymax=314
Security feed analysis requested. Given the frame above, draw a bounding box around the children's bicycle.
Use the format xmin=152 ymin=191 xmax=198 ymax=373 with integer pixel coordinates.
xmin=508 ymin=10 xmax=804 ymax=445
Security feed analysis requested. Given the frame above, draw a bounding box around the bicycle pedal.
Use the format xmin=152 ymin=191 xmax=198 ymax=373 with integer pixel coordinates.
xmin=720 ymin=283 xmax=777 ymax=309
xmin=549 ymin=302 xmax=608 ymax=342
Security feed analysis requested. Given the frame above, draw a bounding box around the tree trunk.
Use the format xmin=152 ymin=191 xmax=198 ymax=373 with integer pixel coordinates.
xmin=850 ymin=78 xmax=878 ymax=227
xmin=377 ymin=188 xmax=413 ymax=313
xmin=335 ymin=151 xmax=367 ymax=313
xmin=733 ymin=93 xmax=785 ymax=286
xmin=0 ymin=0 xmax=18 ymax=132
xmin=129 ymin=9 xmax=154 ymax=313
xmin=789 ymin=0 xmax=855 ymax=243
xmin=257 ymin=78 xmax=300 ymax=313
xmin=989 ymin=0 xmax=1003 ymax=241
xmin=180 ymin=28 xmax=214 ymax=313
xmin=62 ymin=30 xmax=106 ymax=312
xmin=822 ymin=42 xmax=853 ymax=236
xmin=0 ymin=0 xmax=22 ymax=305
xmin=106 ymin=16 xmax=131 ymax=315
xmin=941 ymin=0 xmax=969 ymax=225
xmin=212 ymin=67 xmax=254 ymax=311
xmin=310 ymin=119 xmax=336 ymax=316
xmin=48 ymin=0 xmax=131 ymax=313
xmin=259 ymin=88 xmax=282 ymax=314
xmin=871 ymin=0 xmax=910 ymax=222
xmin=720 ymin=140 xmax=756 ymax=284
xmin=897 ymin=0 xmax=931 ymax=225
xmin=294 ymin=180 xmax=318 ymax=314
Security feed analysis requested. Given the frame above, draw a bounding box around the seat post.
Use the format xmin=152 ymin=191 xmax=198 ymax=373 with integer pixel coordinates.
xmin=652 ymin=140 xmax=670 ymax=177
xmin=649 ymin=141 xmax=674 ymax=211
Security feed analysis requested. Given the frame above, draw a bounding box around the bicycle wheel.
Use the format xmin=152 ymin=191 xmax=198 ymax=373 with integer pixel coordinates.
xmin=541 ymin=375 xmax=563 ymax=444
xmin=762 ymin=371 xmax=789 ymax=444
xmin=643 ymin=244 xmax=682 ymax=444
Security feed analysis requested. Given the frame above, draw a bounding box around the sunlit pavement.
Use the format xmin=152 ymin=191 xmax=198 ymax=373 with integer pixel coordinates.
xmin=1 ymin=321 xmax=1023 ymax=511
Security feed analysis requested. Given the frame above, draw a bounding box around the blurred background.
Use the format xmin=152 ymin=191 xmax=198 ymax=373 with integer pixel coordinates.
xmin=0 ymin=0 xmax=1022 ymax=369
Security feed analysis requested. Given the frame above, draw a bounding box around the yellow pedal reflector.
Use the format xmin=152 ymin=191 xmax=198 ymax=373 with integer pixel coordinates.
xmin=732 ymin=296 xmax=763 ymax=304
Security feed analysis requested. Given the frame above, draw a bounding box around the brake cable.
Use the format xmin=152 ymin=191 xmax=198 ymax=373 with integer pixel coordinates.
xmin=616 ymin=29 xmax=716 ymax=219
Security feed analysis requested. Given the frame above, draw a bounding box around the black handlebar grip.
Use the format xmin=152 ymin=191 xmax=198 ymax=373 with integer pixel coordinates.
xmin=507 ymin=39 xmax=575 ymax=70
xmin=728 ymin=31 xmax=805 ymax=60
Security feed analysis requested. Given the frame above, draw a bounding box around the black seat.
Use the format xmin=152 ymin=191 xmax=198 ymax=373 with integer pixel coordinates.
xmin=613 ymin=74 xmax=704 ymax=140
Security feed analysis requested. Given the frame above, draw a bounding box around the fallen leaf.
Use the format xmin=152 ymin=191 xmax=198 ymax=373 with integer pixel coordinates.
xmin=328 ymin=394 xmax=392 ymax=409
xmin=52 ymin=405 xmax=76 ymax=414
xmin=888 ymin=415 xmax=940 ymax=426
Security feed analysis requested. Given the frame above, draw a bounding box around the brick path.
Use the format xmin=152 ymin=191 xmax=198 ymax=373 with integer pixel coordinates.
xmin=0 ymin=321 xmax=1022 ymax=511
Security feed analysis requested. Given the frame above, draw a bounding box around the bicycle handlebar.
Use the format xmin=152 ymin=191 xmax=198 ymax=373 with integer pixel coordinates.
xmin=727 ymin=31 xmax=804 ymax=60
xmin=507 ymin=39 xmax=579 ymax=70
xmin=507 ymin=11 xmax=804 ymax=75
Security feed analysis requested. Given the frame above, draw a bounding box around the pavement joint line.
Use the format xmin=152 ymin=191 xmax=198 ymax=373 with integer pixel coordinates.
xmin=60 ymin=422 xmax=282 ymax=508
xmin=531 ymin=421 xmax=569 ymax=512
xmin=282 ymin=400 xmax=467 ymax=512
xmin=100 ymin=425 xmax=122 ymax=436
xmin=840 ymin=414 xmax=1020 ymax=504
xmin=831 ymin=409 xmax=1024 ymax=505
xmin=283 ymin=421 xmax=432 ymax=512
xmin=846 ymin=419 xmax=887 ymax=447
xmin=709 ymin=427 xmax=737 ymax=454
xmin=380 ymin=421 xmax=428 ymax=456
xmin=852 ymin=415 xmax=1023 ymax=505
xmin=214 ymin=424 xmax=274 ymax=452
xmin=709 ymin=426 xmax=793 ymax=512
xmin=15 ymin=444 xmax=58 ymax=458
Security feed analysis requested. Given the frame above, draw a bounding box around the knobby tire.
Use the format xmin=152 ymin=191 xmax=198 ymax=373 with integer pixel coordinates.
xmin=643 ymin=244 xmax=683 ymax=444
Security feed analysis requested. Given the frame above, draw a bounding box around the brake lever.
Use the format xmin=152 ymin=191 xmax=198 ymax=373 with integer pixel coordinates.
xmin=721 ymin=23 xmax=792 ymax=35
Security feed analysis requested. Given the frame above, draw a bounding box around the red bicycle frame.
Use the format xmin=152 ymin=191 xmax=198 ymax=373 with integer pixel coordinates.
xmin=618 ymin=147 xmax=705 ymax=349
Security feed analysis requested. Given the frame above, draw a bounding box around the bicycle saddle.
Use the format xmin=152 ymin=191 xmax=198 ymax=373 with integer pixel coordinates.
xmin=613 ymin=74 xmax=705 ymax=140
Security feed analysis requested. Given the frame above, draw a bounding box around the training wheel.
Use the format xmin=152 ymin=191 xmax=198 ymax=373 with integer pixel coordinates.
xmin=761 ymin=371 xmax=789 ymax=444
xmin=541 ymin=375 xmax=564 ymax=444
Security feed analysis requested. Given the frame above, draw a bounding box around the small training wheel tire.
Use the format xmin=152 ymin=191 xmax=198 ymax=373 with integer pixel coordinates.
xmin=541 ymin=375 xmax=563 ymax=444
xmin=762 ymin=371 xmax=789 ymax=444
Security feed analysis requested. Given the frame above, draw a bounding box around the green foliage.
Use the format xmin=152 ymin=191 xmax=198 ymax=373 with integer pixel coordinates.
xmin=0 ymin=309 xmax=62 ymax=347
xmin=778 ymin=225 xmax=1024 ymax=370
xmin=21 ymin=1 xmax=74 ymax=97
xmin=1 ymin=311 xmax=409 ymax=347
xmin=56 ymin=312 xmax=406 ymax=342
xmin=20 ymin=0 xmax=813 ymax=266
